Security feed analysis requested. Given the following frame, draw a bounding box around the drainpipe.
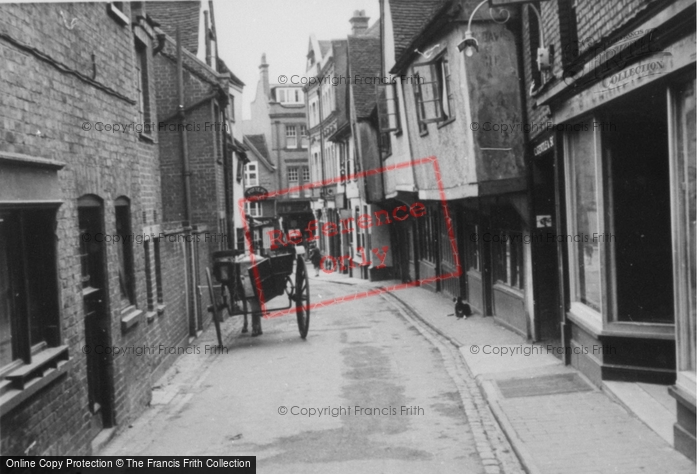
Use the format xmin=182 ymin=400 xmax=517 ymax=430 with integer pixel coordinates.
xmin=176 ymin=27 xmax=193 ymax=226
xmin=222 ymin=99 xmax=234 ymax=250
xmin=204 ymin=10 xmax=211 ymax=68
xmin=317 ymin=86 xmax=327 ymax=253
xmin=176 ymin=26 xmax=197 ymax=335
xmin=274 ymin=120 xmax=282 ymax=224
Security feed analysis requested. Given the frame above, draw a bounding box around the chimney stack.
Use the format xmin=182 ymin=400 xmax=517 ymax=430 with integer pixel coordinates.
xmin=349 ymin=10 xmax=369 ymax=35
xmin=260 ymin=53 xmax=270 ymax=99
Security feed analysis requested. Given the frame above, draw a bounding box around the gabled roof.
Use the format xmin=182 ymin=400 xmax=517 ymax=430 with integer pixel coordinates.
xmin=145 ymin=1 xmax=201 ymax=56
xmin=388 ymin=0 xmax=447 ymax=63
xmin=364 ymin=19 xmax=381 ymax=38
xmin=347 ymin=35 xmax=382 ymax=120
xmin=318 ymin=40 xmax=332 ymax=57
xmin=243 ymin=135 xmax=276 ymax=171
xmin=217 ymin=58 xmax=245 ymax=88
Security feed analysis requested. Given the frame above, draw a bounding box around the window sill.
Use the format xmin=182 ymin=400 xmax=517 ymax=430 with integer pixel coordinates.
xmin=419 ymin=129 xmax=429 ymax=137
xmin=4 ymin=346 xmax=69 ymax=389
xmin=121 ymin=307 xmax=144 ymax=332
xmin=601 ymin=322 xmax=675 ymax=340
xmin=437 ymin=117 xmax=456 ymax=130
xmin=146 ymin=311 xmax=157 ymax=323
xmin=157 ymin=303 xmax=166 ymax=316
xmin=493 ymin=281 xmax=524 ymax=299
xmin=567 ymin=302 xmax=604 ymax=335
xmin=139 ymin=132 xmax=155 ymax=144
xmin=0 ymin=346 xmax=69 ymax=416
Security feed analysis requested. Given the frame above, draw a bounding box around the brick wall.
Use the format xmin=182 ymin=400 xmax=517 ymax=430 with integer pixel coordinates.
xmin=0 ymin=3 xmax=191 ymax=455
xmin=521 ymin=0 xmax=658 ymax=140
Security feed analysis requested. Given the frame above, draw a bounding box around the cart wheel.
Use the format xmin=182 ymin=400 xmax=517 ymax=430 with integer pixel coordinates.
xmin=206 ymin=268 xmax=224 ymax=347
xmin=295 ymin=255 xmax=310 ymax=339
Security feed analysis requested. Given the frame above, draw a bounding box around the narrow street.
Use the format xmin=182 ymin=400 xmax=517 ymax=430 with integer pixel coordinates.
xmin=101 ymin=268 xmax=521 ymax=473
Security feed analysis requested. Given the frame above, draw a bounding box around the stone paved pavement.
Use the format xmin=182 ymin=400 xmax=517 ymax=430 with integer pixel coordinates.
xmin=384 ymin=284 xmax=695 ymax=474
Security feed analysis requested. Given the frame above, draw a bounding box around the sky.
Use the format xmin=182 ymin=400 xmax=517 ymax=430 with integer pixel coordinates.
xmin=213 ymin=0 xmax=380 ymax=120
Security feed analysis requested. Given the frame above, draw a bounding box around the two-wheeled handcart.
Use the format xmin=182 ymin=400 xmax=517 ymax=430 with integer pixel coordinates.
xmin=206 ymin=248 xmax=311 ymax=347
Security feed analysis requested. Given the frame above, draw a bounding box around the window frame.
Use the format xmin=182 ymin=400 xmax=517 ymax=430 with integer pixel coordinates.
xmin=668 ymin=74 xmax=697 ymax=393
xmin=285 ymin=125 xmax=298 ymax=149
xmin=563 ymin=116 xmax=606 ymax=326
xmin=0 ymin=206 xmax=63 ymax=377
xmin=300 ymin=125 xmax=309 ymax=149
xmin=245 ymin=201 xmax=262 ymax=218
xmin=134 ymin=37 xmax=152 ymax=135
xmin=115 ymin=197 xmax=137 ymax=309
xmin=413 ymin=53 xmax=454 ymax=126
xmin=108 ymin=2 xmax=129 ymax=26
xmin=244 ymin=162 xmax=259 ymax=187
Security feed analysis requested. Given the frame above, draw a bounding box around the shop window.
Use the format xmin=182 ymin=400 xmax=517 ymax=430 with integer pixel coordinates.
xmin=492 ymin=232 xmax=523 ymax=290
xmin=286 ymin=125 xmax=297 ymax=149
xmin=0 ymin=208 xmax=60 ymax=370
xmin=565 ymin=89 xmax=674 ymax=324
xmin=245 ymin=202 xmax=262 ymax=218
xmin=467 ymin=223 xmax=480 ymax=271
xmin=413 ymin=55 xmax=454 ymax=125
xmin=417 ymin=207 xmax=437 ymax=264
xmin=565 ymin=120 xmax=602 ymax=312
xmin=606 ymin=90 xmax=673 ymax=323
xmin=671 ymin=76 xmax=697 ymax=375
xmin=115 ymin=197 xmax=136 ymax=308
xmin=244 ymin=162 xmax=258 ymax=187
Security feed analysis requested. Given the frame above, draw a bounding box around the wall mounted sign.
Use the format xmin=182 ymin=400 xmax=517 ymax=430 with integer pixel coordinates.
xmin=244 ymin=186 xmax=268 ymax=199
xmin=533 ymin=135 xmax=554 ymax=157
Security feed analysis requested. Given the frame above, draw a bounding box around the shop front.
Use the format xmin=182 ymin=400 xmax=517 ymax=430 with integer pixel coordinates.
xmin=538 ymin=10 xmax=695 ymax=458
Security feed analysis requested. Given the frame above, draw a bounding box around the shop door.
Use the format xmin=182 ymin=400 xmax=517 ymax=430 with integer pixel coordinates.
xmin=531 ymin=153 xmax=561 ymax=341
xmin=78 ymin=198 xmax=114 ymax=431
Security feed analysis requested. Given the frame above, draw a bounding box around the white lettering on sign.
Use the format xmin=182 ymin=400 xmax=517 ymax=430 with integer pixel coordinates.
xmin=534 ymin=136 xmax=554 ymax=157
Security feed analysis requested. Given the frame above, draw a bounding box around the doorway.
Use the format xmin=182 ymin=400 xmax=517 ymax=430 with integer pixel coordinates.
xmin=531 ymin=151 xmax=561 ymax=341
xmin=78 ymin=196 xmax=114 ymax=431
xmin=604 ymin=87 xmax=674 ymax=323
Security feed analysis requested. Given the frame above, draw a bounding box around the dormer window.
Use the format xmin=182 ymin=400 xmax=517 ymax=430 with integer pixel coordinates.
xmin=277 ymin=88 xmax=303 ymax=104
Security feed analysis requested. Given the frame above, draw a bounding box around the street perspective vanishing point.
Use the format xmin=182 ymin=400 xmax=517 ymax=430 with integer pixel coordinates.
xmin=0 ymin=1 xmax=696 ymax=473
